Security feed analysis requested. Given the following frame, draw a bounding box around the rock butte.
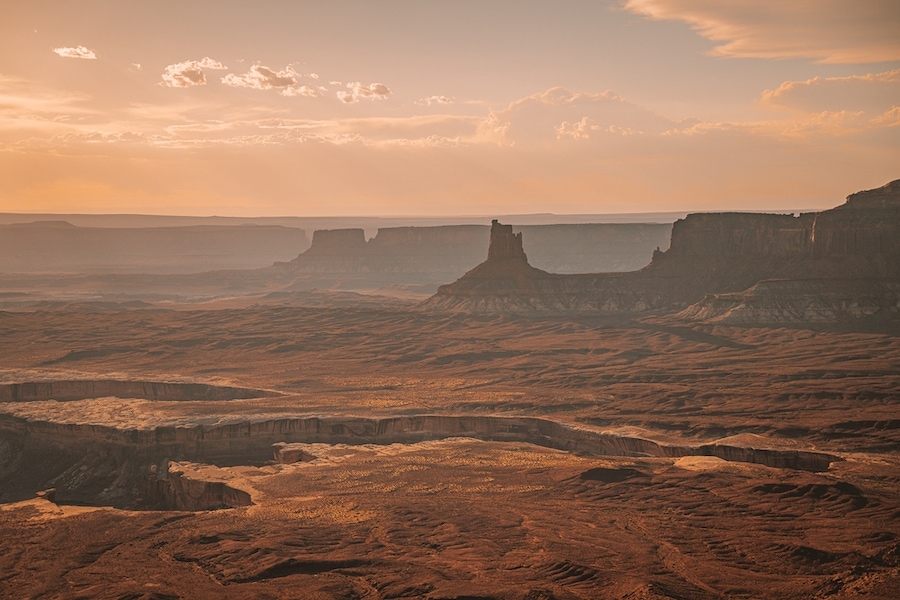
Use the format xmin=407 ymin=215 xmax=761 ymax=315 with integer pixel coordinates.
xmin=427 ymin=180 xmax=900 ymax=322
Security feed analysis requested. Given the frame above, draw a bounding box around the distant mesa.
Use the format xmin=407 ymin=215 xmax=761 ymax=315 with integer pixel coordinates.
xmin=426 ymin=179 xmax=900 ymax=324
xmin=275 ymin=221 xmax=671 ymax=292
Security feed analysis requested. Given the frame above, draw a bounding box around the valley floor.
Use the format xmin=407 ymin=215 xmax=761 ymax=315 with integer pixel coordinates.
xmin=0 ymin=294 xmax=897 ymax=599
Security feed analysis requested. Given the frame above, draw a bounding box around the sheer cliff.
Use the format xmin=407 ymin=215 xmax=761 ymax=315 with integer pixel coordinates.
xmin=426 ymin=180 xmax=900 ymax=322
xmin=274 ymin=222 xmax=671 ymax=292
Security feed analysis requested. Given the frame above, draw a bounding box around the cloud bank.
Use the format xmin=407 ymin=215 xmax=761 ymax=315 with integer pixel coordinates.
xmin=624 ymin=0 xmax=900 ymax=63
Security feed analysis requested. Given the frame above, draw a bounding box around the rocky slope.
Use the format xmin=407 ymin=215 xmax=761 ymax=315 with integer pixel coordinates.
xmin=427 ymin=180 xmax=900 ymax=323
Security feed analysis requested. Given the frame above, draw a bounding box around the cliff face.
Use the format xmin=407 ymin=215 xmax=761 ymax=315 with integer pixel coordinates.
xmin=303 ymin=229 xmax=368 ymax=256
xmin=276 ymin=222 xmax=672 ymax=292
xmin=0 ymin=380 xmax=276 ymax=403
xmin=427 ymin=180 xmax=900 ymax=320
xmin=0 ymin=412 xmax=839 ymax=505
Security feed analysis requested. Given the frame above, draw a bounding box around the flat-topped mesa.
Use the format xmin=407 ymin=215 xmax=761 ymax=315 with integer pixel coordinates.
xmin=304 ymin=228 xmax=367 ymax=256
xmin=811 ymin=179 xmax=900 ymax=261
xmin=842 ymin=178 xmax=900 ymax=210
xmin=427 ymin=179 xmax=900 ymax=318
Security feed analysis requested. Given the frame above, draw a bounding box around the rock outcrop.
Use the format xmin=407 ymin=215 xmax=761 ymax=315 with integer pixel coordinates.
xmin=274 ymin=222 xmax=672 ymax=292
xmin=427 ymin=180 xmax=900 ymax=322
xmin=0 ymin=380 xmax=277 ymax=403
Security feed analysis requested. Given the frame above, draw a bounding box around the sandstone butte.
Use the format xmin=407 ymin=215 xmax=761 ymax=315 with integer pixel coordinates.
xmin=425 ymin=179 xmax=900 ymax=323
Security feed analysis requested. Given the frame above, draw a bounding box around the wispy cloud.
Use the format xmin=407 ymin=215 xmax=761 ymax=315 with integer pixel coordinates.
xmin=760 ymin=69 xmax=900 ymax=115
xmin=52 ymin=46 xmax=97 ymax=60
xmin=623 ymin=0 xmax=900 ymax=64
xmin=336 ymin=82 xmax=392 ymax=104
xmin=281 ymin=85 xmax=321 ymax=97
xmin=0 ymin=75 xmax=96 ymax=139
xmin=492 ymin=87 xmax=667 ymax=145
xmin=416 ymin=95 xmax=454 ymax=106
xmin=160 ymin=57 xmax=227 ymax=88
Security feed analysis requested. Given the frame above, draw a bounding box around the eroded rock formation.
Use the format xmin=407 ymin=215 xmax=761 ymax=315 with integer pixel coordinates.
xmin=0 ymin=412 xmax=840 ymax=507
xmin=427 ymin=180 xmax=900 ymax=322
xmin=275 ymin=222 xmax=672 ymax=292
xmin=0 ymin=380 xmax=277 ymax=403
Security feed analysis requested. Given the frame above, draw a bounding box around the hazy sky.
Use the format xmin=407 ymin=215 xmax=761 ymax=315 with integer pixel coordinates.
xmin=2 ymin=1 xmax=899 ymax=216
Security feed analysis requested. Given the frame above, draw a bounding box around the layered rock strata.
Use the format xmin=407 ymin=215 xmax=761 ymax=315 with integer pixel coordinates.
xmin=275 ymin=222 xmax=672 ymax=290
xmin=0 ymin=413 xmax=840 ymax=507
xmin=427 ymin=180 xmax=900 ymax=321
xmin=0 ymin=380 xmax=277 ymax=403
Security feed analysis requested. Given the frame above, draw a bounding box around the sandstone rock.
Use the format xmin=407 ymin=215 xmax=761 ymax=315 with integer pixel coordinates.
xmin=272 ymin=442 xmax=317 ymax=464
xmin=35 ymin=488 xmax=56 ymax=502
xmin=0 ymin=380 xmax=276 ymax=403
xmin=427 ymin=180 xmax=900 ymax=321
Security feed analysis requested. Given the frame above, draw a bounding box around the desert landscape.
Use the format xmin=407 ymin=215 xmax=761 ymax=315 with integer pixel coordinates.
xmin=4 ymin=3 xmax=900 ymax=598
xmin=1 ymin=181 xmax=898 ymax=599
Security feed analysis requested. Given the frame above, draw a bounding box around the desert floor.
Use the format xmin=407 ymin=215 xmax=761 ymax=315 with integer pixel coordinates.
xmin=0 ymin=293 xmax=898 ymax=599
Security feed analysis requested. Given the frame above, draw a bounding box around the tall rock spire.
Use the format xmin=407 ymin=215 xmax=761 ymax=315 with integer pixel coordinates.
xmin=487 ymin=220 xmax=528 ymax=262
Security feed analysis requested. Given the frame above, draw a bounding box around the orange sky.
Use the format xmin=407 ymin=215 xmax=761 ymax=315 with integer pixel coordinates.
xmin=1 ymin=1 xmax=899 ymax=216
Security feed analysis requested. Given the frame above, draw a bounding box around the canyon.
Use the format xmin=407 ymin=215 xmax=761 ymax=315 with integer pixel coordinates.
xmin=0 ymin=182 xmax=897 ymax=598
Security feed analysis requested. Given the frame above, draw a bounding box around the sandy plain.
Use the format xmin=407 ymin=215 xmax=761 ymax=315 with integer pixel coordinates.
xmin=0 ymin=292 xmax=898 ymax=599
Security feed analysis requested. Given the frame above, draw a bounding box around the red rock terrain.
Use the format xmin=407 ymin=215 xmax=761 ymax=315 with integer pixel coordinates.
xmin=0 ymin=295 xmax=898 ymax=599
xmin=429 ymin=180 xmax=900 ymax=322
xmin=0 ymin=181 xmax=898 ymax=598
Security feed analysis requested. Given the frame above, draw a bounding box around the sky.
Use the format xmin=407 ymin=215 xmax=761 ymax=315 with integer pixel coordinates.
xmin=1 ymin=0 xmax=899 ymax=216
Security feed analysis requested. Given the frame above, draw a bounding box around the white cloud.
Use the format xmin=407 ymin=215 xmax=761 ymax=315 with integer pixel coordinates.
xmin=555 ymin=117 xmax=639 ymax=140
xmin=221 ymin=64 xmax=299 ymax=91
xmin=52 ymin=46 xmax=97 ymax=60
xmin=623 ymin=0 xmax=900 ymax=64
xmin=160 ymin=57 xmax=227 ymax=88
xmin=556 ymin=116 xmax=598 ymax=140
xmin=336 ymin=82 xmax=392 ymax=104
xmin=130 ymin=63 xmax=142 ymax=72
xmin=281 ymin=85 xmax=320 ymax=98
xmin=416 ymin=95 xmax=454 ymax=106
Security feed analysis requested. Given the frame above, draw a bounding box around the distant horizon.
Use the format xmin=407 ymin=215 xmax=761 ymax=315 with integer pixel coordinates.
xmin=0 ymin=206 xmax=834 ymax=222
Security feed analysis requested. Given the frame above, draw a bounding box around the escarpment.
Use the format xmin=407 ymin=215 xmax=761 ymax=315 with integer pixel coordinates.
xmin=0 ymin=413 xmax=840 ymax=507
xmin=427 ymin=180 xmax=900 ymax=322
xmin=274 ymin=222 xmax=671 ymax=292
xmin=0 ymin=379 xmax=278 ymax=403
